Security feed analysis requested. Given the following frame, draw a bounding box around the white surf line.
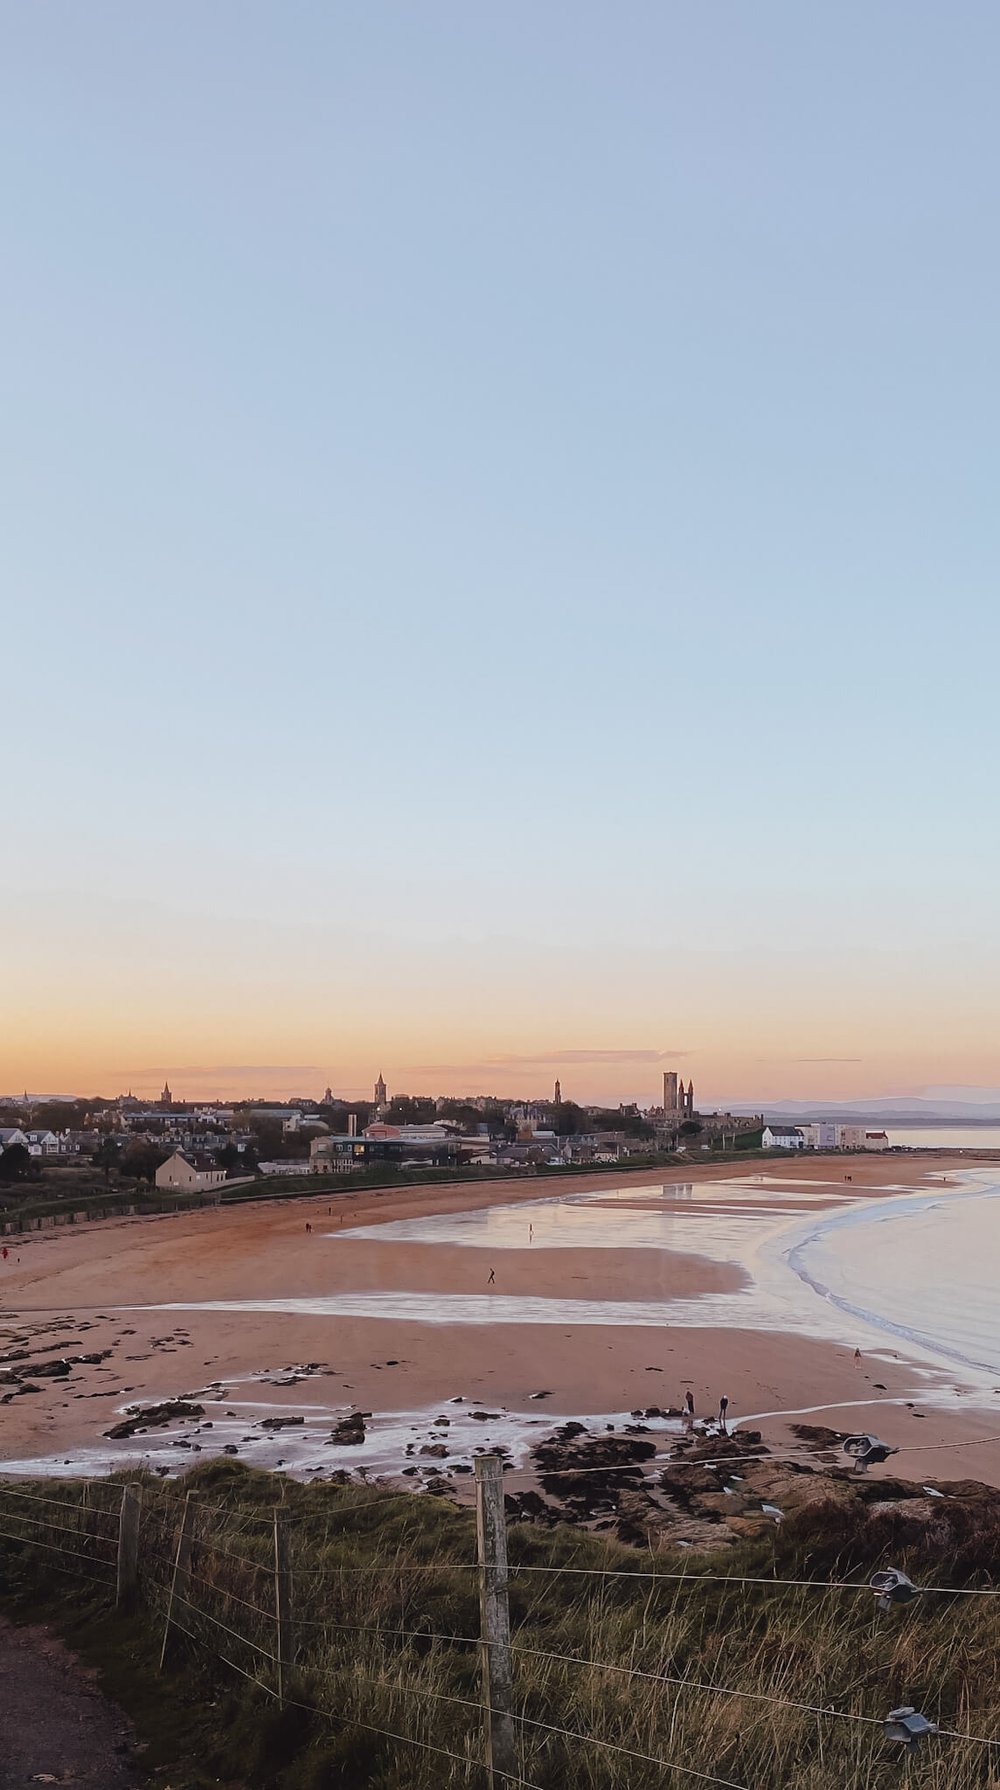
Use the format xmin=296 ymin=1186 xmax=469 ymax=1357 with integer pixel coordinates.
xmin=738 ymin=1397 xmax=914 ymax=1425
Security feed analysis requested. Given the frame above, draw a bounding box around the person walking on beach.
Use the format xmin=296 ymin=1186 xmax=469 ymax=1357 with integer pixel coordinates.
xmin=684 ymin=1389 xmax=695 ymax=1420
xmin=488 ymin=1267 xmax=496 ymax=1285
xmin=718 ymin=1394 xmax=729 ymax=1433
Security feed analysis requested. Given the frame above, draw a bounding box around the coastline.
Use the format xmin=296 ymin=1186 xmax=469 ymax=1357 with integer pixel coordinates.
xmin=3 ymin=1151 xmax=1000 ymax=1489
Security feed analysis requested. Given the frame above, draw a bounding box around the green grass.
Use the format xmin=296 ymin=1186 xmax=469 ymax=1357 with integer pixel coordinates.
xmin=3 ymin=1459 xmax=1000 ymax=1787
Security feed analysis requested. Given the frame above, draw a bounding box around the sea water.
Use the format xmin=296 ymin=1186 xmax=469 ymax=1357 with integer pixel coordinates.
xmin=782 ymin=1172 xmax=1000 ymax=1382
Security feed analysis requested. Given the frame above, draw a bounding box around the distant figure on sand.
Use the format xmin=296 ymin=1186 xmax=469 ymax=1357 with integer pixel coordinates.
xmin=305 ymin=1222 xmax=312 ymax=1233
xmin=488 ymin=1268 xmax=495 ymax=1285
xmin=854 ymin=1347 xmax=862 ymax=1362
xmin=684 ymin=1390 xmax=695 ymax=1419
xmin=718 ymin=1394 xmax=729 ymax=1433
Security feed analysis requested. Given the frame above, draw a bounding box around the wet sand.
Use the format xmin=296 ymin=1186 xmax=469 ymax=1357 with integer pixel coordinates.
xmin=2 ymin=1154 xmax=999 ymax=1487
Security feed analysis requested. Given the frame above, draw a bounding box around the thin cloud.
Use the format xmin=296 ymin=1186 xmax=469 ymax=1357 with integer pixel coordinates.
xmin=406 ymin=1048 xmax=690 ymax=1074
xmin=792 ymin=1057 xmax=863 ymax=1064
xmin=121 ymin=1064 xmax=322 ymax=1076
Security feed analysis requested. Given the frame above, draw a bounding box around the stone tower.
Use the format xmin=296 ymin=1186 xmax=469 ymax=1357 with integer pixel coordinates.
xmin=373 ymin=1072 xmax=387 ymax=1108
xmin=663 ymin=1070 xmax=678 ymax=1113
xmin=554 ymin=1079 xmax=562 ymax=1106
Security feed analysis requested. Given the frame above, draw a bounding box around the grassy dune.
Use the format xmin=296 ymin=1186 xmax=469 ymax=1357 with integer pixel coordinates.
xmin=2 ymin=1458 xmax=1000 ymax=1787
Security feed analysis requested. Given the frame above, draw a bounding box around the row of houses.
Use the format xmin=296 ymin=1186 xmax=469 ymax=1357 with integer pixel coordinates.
xmin=0 ymin=1127 xmax=99 ymax=1158
xmin=308 ymin=1117 xmax=661 ymax=1176
xmin=762 ymin=1123 xmax=891 ymax=1151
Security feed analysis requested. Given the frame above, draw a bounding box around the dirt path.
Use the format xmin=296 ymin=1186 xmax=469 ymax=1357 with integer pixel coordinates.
xmin=0 ymin=1615 xmax=140 ymax=1788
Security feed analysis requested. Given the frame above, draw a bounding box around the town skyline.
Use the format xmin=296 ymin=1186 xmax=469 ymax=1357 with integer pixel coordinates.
xmin=3 ymin=1063 xmax=999 ymax=1114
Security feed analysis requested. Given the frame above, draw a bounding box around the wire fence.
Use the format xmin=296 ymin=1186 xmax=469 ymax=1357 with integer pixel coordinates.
xmin=2 ymin=1463 xmax=1000 ymax=1788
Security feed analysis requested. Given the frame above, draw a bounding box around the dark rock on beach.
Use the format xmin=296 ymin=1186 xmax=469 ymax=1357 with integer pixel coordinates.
xmin=329 ymin=1411 xmax=367 ymax=1445
xmin=103 ymin=1399 xmax=205 ymax=1439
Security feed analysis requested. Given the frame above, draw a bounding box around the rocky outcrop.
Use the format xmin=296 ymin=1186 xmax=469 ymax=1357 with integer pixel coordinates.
xmin=502 ymin=1422 xmax=1000 ymax=1561
xmin=103 ymin=1400 xmax=205 ymax=1439
xmin=329 ymin=1411 xmax=367 ymax=1446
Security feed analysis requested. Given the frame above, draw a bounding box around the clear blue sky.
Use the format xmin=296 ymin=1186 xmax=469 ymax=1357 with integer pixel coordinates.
xmin=3 ymin=5 xmax=998 ymax=1102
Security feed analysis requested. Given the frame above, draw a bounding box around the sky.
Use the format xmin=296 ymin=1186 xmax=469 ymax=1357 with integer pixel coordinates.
xmin=3 ymin=4 xmax=999 ymax=1107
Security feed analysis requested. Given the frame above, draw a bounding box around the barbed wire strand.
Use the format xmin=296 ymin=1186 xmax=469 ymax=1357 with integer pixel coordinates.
xmin=167 ymin=1592 xmax=278 ymax=1661
xmin=0 ymin=1525 xmax=115 ymax=1580
xmin=506 ymin=1564 xmax=1000 ymax=1597
xmin=152 ymin=1595 xmax=541 ymax=1786
xmin=0 ymin=1483 xmax=119 ymax=1520
xmin=514 ymin=1709 xmax=752 ymax=1790
xmin=181 ymin=1567 xmax=276 ymax=1622
xmin=0 ymin=1511 xmax=117 ymax=1546
xmin=511 ymin=1642 xmax=1000 ymax=1747
xmin=289 ymin=1612 xmax=481 ymax=1645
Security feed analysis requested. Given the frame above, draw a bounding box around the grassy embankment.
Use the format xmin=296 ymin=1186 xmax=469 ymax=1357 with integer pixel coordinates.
xmin=2 ymin=1457 xmax=1000 ymax=1788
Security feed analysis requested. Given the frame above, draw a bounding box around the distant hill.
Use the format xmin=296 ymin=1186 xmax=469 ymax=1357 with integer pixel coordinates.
xmin=725 ymin=1096 xmax=1000 ymax=1125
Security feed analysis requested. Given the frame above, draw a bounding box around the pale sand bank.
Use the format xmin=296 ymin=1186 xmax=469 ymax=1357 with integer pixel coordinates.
xmin=2 ymin=1154 xmax=999 ymax=1487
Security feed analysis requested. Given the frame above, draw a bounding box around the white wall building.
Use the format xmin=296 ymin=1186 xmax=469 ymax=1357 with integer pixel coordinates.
xmin=154 ymin=1150 xmax=228 ymax=1193
xmin=836 ymin=1125 xmax=865 ymax=1150
xmin=800 ymin=1121 xmax=840 ymax=1150
xmin=762 ymin=1124 xmax=805 ymax=1150
xmin=799 ymin=1122 xmax=892 ymax=1152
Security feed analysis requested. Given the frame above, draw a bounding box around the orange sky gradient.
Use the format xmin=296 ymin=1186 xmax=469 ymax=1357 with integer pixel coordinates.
xmin=2 ymin=881 xmax=997 ymax=1107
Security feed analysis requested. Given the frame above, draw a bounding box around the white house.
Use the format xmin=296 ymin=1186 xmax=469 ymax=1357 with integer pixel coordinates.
xmin=24 ymin=1129 xmax=60 ymax=1157
xmin=762 ymin=1124 xmax=805 ymax=1150
xmin=864 ymin=1130 xmax=890 ymax=1151
xmin=0 ymin=1128 xmax=28 ymax=1152
xmin=154 ymin=1150 xmax=227 ymax=1193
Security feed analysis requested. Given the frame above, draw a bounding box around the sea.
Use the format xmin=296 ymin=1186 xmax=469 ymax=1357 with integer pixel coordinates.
xmin=782 ymin=1167 xmax=1000 ymax=1385
xmin=887 ymin=1126 xmax=1000 ymax=1150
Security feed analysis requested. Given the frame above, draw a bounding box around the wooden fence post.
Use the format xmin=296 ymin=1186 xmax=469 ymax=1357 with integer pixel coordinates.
xmin=475 ymin=1454 xmax=517 ymax=1788
xmin=116 ymin=1483 xmax=142 ymax=1607
xmin=274 ymin=1511 xmax=293 ymax=1708
xmin=159 ymin=1492 xmax=197 ymax=1670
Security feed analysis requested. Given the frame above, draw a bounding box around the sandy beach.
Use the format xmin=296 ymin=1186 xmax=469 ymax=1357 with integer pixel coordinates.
xmin=3 ymin=1153 xmax=1000 ymax=1488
